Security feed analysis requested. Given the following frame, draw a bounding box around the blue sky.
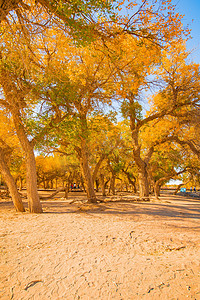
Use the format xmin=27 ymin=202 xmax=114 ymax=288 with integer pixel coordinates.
xmin=171 ymin=0 xmax=200 ymax=62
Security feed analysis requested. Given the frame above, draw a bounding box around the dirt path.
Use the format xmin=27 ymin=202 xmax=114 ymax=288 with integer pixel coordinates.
xmin=0 ymin=192 xmax=200 ymax=299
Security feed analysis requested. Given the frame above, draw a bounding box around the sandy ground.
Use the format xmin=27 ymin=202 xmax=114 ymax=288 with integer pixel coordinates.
xmin=0 ymin=191 xmax=200 ymax=300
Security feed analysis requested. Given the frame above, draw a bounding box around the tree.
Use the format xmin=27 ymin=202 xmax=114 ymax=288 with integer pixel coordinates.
xmin=105 ymin=7 xmax=191 ymax=199
xmin=135 ymin=40 xmax=200 ymax=198
xmin=0 ymin=21 xmax=45 ymax=212
xmin=0 ymin=112 xmax=25 ymax=212
xmin=148 ymin=143 xmax=185 ymax=199
xmin=36 ymin=33 xmax=117 ymax=202
xmin=36 ymin=153 xmax=81 ymax=190
xmin=147 ymin=41 xmax=200 ymax=157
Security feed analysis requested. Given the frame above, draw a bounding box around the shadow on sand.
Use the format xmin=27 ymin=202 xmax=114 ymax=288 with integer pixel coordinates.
xmin=1 ymin=191 xmax=200 ymax=226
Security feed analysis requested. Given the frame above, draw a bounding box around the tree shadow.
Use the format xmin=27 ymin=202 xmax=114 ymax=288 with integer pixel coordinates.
xmin=40 ymin=199 xmax=200 ymax=224
xmin=96 ymin=202 xmax=200 ymax=220
xmin=1 ymin=194 xmax=200 ymax=224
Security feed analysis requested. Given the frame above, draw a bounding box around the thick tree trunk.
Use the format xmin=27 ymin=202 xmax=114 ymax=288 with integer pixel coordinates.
xmin=0 ymin=150 xmax=25 ymax=212
xmin=26 ymin=150 xmax=43 ymax=213
xmin=95 ymin=179 xmax=100 ymax=192
xmin=12 ymin=114 xmax=43 ymax=213
xmin=82 ymin=182 xmax=86 ymax=193
xmin=154 ymin=181 xmax=161 ymax=199
xmin=50 ymin=180 xmax=53 ymax=189
xmin=129 ymin=101 xmax=151 ymax=201
xmin=76 ymin=112 xmax=97 ymax=203
xmin=130 ymin=128 xmax=150 ymax=199
xmin=138 ymin=167 xmax=150 ymax=200
xmin=79 ymin=140 xmax=97 ymax=203
xmin=0 ymin=64 xmax=42 ymax=213
xmin=92 ymin=154 xmax=105 ymax=184
xmin=65 ymin=187 xmax=68 ymax=199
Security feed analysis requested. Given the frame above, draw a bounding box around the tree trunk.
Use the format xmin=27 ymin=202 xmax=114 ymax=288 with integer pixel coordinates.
xmin=11 ymin=114 xmax=43 ymax=213
xmin=50 ymin=180 xmax=53 ymax=189
xmin=79 ymin=141 xmax=97 ymax=203
xmin=154 ymin=181 xmax=161 ymax=199
xmin=55 ymin=178 xmax=58 ymax=189
xmin=138 ymin=166 xmax=150 ymax=200
xmin=64 ymin=186 xmax=68 ymax=199
xmin=26 ymin=150 xmax=43 ymax=213
xmin=82 ymin=182 xmax=86 ymax=192
xmin=77 ymin=112 xmax=97 ymax=203
xmin=110 ymin=174 xmax=116 ymax=195
xmin=47 ymin=180 xmax=50 ymax=189
xmin=99 ymin=174 xmax=106 ymax=196
xmin=129 ymin=101 xmax=151 ymax=201
xmin=0 ymin=63 xmax=42 ymax=213
xmin=0 ymin=150 xmax=25 ymax=212
xmin=132 ymin=143 xmax=150 ymax=200
xmin=92 ymin=154 xmax=105 ymax=184
xmin=95 ymin=179 xmax=99 ymax=192
xmin=19 ymin=176 xmax=23 ymax=191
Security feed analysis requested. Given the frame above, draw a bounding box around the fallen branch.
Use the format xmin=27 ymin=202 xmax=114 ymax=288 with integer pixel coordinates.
xmin=24 ymin=280 xmax=43 ymax=291
xmin=40 ymin=187 xmax=68 ymax=199
xmin=166 ymin=246 xmax=186 ymax=252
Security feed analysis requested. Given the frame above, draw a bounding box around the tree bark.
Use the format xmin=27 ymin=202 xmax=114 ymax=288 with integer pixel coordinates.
xmin=0 ymin=149 xmax=25 ymax=212
xmin=79 ymin=140 xmax=97 ymax=203
xmin=92 ymin=154 xmax=106 ymax=183
xmin=50 ymin=180 xmax=53 ymax=189
xmin=25 ymin=148 xmax=43 ymax=212
xmin=12 ymin=114 xmax=43 ymax=213
xmin=76 ymin=112 xmax=97 ymax=203
xmin=110 ymin=174 xmax=116 ymax=195
xmin=129 ymin=103 xmax=151 ymax=200
xmin=138 ymin=165 xmax=150 ymax=200
xmin=154 ymin=181 xmax=161 ymax=199
xmin=0 ymin=61 xmax=42 ymax=213
xmin=64 ymin=186 xmax=68 ymax=199
xmin=99 ymin=174 xmax=106 ymax=196
xmin=95 ymin=179 xmax=99 ymax=192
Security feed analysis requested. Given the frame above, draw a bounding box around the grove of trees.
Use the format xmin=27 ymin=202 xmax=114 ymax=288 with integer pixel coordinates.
xmin=0 ymin=0 xmax=199 ymax=212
